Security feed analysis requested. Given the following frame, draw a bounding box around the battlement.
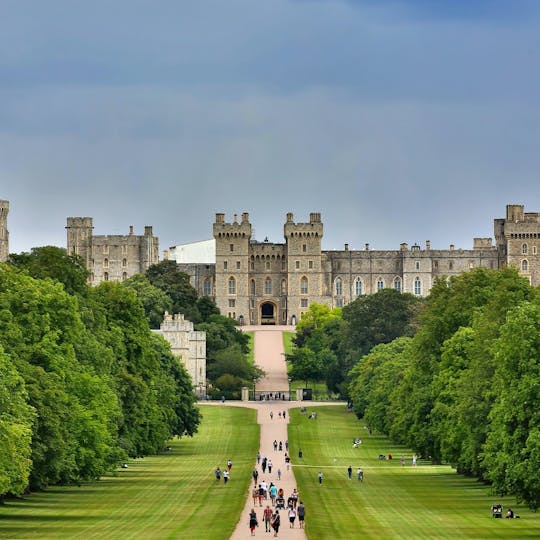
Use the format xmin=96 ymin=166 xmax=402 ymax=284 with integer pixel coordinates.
xmin=213 ymin=212 xmax=252 ymax=239
xmin=67 ymin=217 xmax=94 ymax=229
xmin=284 ymin=212 xmax=323 ymax=238
xmin=0 ymin=200 xmax=9 ymax=215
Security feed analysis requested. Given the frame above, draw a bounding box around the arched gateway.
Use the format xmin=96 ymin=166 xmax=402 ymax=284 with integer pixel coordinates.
xmin=260 ymin=302 xmax=276 ymax=325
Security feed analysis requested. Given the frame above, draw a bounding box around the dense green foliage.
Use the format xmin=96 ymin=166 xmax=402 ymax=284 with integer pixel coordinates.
xmin=0 ymin=251 xmax=200 ymax=498
xmin=348 ymin=268 xmax=540 ymax=509
xmin=289 ymin=291 xmax=420 ymax=394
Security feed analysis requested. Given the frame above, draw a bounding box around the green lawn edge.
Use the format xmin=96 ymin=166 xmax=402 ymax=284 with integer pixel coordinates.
xmin=0 ymin=406 xmax=259 ymax=540
xmin=287 ymin=405 xmax=539 ymax=540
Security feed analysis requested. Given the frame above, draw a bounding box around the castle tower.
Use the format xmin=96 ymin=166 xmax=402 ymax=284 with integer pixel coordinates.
xmin=66 ymin=217 xmax=94 ymax=268
xmin=0 ymin=200 xmax=9 ymax=262
xmin=284 ymin=212 xmax=324 ymax=323
xmin=213 ymin=213 xmax=252 ymax=322
xmin=140 ymin=225 xmax=159 ymax=272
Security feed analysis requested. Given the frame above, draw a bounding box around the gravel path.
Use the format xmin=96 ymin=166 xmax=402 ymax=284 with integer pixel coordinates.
xmin=204 ymin=326 xmax=333 ymax=539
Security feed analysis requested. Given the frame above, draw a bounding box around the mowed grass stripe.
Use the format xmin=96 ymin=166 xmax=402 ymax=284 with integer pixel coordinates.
xmin=0 ymin=406 xmax=258 ymax=540
xmin=288 ymin=406 xmax=540 ymax=540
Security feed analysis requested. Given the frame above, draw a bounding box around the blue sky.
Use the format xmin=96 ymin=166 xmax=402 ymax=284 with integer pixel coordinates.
xmin=1 ymin=0 xmax=540 ymax=253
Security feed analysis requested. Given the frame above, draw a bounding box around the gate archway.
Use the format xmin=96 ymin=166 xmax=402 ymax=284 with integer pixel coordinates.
xmin=260 ymin=302 xmax=276 ymax=325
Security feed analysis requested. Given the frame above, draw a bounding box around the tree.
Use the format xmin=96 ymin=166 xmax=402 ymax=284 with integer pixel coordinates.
xmin=9 ymin=246 xmax=89 ymax=296
xmin=123 ymin=274 xmax=173 ymax=328
xmin=0 ymin=346 xmax=35 ymax=498
xmin=146 ymin=260 xmax=200 ymax=322
xmin=288 ymin=348 xmax=324 ymax=387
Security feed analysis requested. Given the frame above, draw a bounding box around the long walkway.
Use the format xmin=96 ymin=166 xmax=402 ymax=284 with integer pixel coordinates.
xmin=230 ymin=326 xmax=307 ymax=540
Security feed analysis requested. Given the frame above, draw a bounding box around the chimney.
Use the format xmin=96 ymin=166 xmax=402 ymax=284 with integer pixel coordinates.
xmin=365 ymin=243 xmax=370 ymax=251
xmin=426 ymin=240 xmax=431 ymax=251
xmin=344 ymin=243 xmax=349 ymax=251
xmin=129 ymin=226 xmax=134 ymax=235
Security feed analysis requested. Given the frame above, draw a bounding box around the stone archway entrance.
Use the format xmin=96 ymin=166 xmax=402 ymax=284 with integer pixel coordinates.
xmin=260 ymin=302 xmax=276 ymax=325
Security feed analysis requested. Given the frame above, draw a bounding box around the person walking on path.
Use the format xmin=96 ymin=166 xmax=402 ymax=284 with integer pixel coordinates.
xmin=256 ymin=451 xmax=261 ymax=465
xmin=288 ymin=505 xmax=296 ymax=528
xmin=268 ymin=459 xmax=273 ymax=474
xmin=278 ymin=441 xmax=282 ymax=451
xmin=270 ymin=411 xmax=273 ymax=420
xmin=263 ymin=505 xmax=273 ymax=532
xmin=252 ymin=485 xmax=259 ymax=506
xmin=252 ymin=468 xmax=259 ymax=485
xmin=285 ymin=454 xmax=290 ymax=470
xmin=262 ymin=457 xmax=267 ymax=474
xmin=271 ymin=510 xmax=281 ymax=537
xmin=249 ymin=509 xmax=258 ymax=536
xmin=277 ymin=468 xmax=282 ymax=481
xmin=318 ymin=471 xmax=323 ymax=485
xmin=285 ymin=440 xmax=289 ymax=451
xmin=347 ymin=465 xmax=352 ymax=479
xmin=269 ymin=483 xmax=277 ymax=506
xmin=297 ymin=501 xmax=305 ymax=529
xmin=273 ymin=440 xmax=278 ymax=451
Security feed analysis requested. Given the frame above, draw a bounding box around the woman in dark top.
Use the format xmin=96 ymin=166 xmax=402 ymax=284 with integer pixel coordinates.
xmin=249 ymin=508 xmax=258 ymax=536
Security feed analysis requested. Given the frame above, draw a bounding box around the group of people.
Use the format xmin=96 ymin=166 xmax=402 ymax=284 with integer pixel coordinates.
xmin=214 ymin=459 xmax=233 ymax=485
xmin=269 ymin=410 xmax=288 ymax=420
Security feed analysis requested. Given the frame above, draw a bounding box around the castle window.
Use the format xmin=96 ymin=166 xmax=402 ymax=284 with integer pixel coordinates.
xmin=434 ymin=261 xmax=438 ymax=270
xmin=228 ymin=299 xmax=236 ymax=308
xmin=104 ymin=272 xmax=109 ymax=281
xmin=377 ymin=278 xmax=384 ymax=291
xmin=251 ymin=262 xmax=255 ymax=270
xmin=301 ymin=276 xmax=308 ymax=294
xmin=122 ymin=245 xmax=127 ymax=254
xmin=250 ymin=279 xmax=255 ymax=295
xmin=265 ymin=277 xmax=272 ymax=294
xmin=228 ymin=277 xmax=236 ymax=294
xmin=204 ymin=279 xmax=212 ymax=296
xmin=295 ymin=260 xmax=300 ymax=270
xmin=309 ymin=260 xmax=313 ymax=269
xmin=102 ymin=245 xmax=109 ymax=254
xmin=354 ymin=278 xmax=362 ymax=297
xmin=282 ymin=261 xmax=286 ymax=270
xmin=223 ymin=261 xmax=228 ymax=270
xmin=336 ymin=298 xmax=343 ymax=307
xmin=533 ymin=246 xmax=538 ymax=255
xmin=230 ymin=244 xmax=234 ymax=252
xmin=250 ymin=298 xmax=255 ymax=308
xmin=236 ymin=261 xmax=241 ymax=269
xmin=449 ymin=261 xmax=454 ymax=271
xmin=522 ymin=259 xmax=529 ymax=272
xmin=393 ymin=277 xmax=402 ymax=292
xmin=335 ymin=277 xmax=343 ymax=296
xmin=281 ymin=279 xmax=287 ymax=294
xmin=103 ymin=258 xmax=109 ymax=268
xmin=415 ymin=261 xmax=420 ymax=270
xmin=266 ymin=261 xmax=270 ymax=270
xmin=414 ymin=277 xmax=422 ymax=296
xmin=122 ymin=272 xmax=127 ymax=281
xmin=302 ymin=244 xmax=307 ymax=253
xmin=122 ymin=258 xmax=127 ymax=267
xmin=522 ymin=243 xmax=528 ymax=255
xmin=301 ymin=298 xmax=308 ymax=307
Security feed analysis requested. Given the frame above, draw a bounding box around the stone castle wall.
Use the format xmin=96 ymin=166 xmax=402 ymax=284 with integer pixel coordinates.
xmin=0 ymin=200 xmax=9 ymax=263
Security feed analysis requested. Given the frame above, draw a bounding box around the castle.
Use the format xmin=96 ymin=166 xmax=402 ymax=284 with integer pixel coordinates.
xmin=66 ymin=217 xmax=159 ymax=285
xmin=1 ymin=201 xmax=539 ymax=326
xmin=153 ymin=312 xmax=206 ymax=394
xmin=173 ymin=205 xmax=540 ymax=325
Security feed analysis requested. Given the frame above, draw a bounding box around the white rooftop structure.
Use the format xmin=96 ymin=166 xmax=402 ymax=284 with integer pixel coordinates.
xmin=168 ymin=239 xmax=215 ymax=264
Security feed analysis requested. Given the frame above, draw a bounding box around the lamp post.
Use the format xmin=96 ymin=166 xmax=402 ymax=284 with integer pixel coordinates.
xmin=288 ymin=377 xmax=292 ymax=401
xmin=253 ymin=378 xmax=257 ymax=402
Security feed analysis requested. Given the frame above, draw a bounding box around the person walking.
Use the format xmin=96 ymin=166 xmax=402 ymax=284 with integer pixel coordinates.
xmin=269 ymin=483 xmax=277 ymax=506
xmin=263 ymin=505 xmax=273 ymax=532
xmin=262 ymin=457 xmax=267 ymax=474
xmin=318 ymin=471 xmax=323 ymax=485
xmin=256 ymin=451 xmax=261 ymax=464
xmin=223 ymin=469 xmax=229 ymax=484
xmin=271 ymin=510 xmax=281 ymax=537
xmin=268 ymin=459 xmax=273 ymax=474
xmin=357 ymin=467 xmax=363 ymax=482
xmin=298 ymin=448 xmax=303 ymax=459
xmin=227 ymin=459 xmax=232 ymax=471
xmin=347 ymin=465 xmax=352 ymax=480
xmin=285 ymin=440 xmax=289 ymax=451
xmin=288 ymin=505 xmax=296 ymax=528
xmin=215 ymin=466 xmax=222 ymax=482
xmin=249 ymin=509 xmax=258 ymax=536
xmin=277 ymin=468 xmax=282 ymax=481
xmin=270 ymin=411 xmax=274 ymax=420
xmin=297 ymin=501 xmax=305 ymax=529
xmin=278 ymin=441 xmax=283 ymax=452
xmin=252 ymin=485 xmax=259 ymax=506
xmin=273 ymin=440 xmax=278 ymax=451
xmin=253 ymin=468 xmax=259 ymax=485
xmin=285 ymin=454 xmax=290 ymax=471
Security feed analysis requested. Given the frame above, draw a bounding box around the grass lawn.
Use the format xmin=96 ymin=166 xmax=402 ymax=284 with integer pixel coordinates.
xmin=282 ymin=331 xmax=295 ymax=356
xmin=244 ymin=330 xmax=254 ymax=364
xmin=0 ymin=406 xmax=258 ymax=540
xmin=288 ymin=405 xmax=540 ymax=540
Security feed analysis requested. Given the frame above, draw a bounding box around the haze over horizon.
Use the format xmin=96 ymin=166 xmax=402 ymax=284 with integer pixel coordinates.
xmin=1 ymin=1 xmax=539 ymax=255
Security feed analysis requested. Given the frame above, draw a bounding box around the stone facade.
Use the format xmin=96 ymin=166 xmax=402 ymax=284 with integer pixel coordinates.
xmin=66 ymin=218 xmax=159 ymax=285
xmin=179 ymin=205 xmax=539 ymax=325
xmin=0 ymin=200 xmax=8 ymax=263
xmin=153 ymin=312 xmax=206 ymax=392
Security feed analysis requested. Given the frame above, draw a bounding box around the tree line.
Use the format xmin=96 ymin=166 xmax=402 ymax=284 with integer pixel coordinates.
xmin=290 ymin=268 xmax=540 ymax=509
xmin=0 ymin=248 xmax=255 ymax=500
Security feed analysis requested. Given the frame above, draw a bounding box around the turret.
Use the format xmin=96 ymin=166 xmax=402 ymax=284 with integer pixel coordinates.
xmin=66 ymin=217 xmax=93 ymax=268
xmin=0 ymin=200 xmax=9 ymax=262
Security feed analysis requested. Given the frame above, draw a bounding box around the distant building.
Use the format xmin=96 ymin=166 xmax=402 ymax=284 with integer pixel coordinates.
xmin=0 ymin=200 xmax=8 ymax=262
xmin=66 ymin=218 xmax=159 ymax=285
xmin=153 ymin=312 xmax=206 ymax=394
xmin=168 ymin=239 xmax=216 ymax=264
xmin=176 ymin=205 xmax=540 ymax=325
